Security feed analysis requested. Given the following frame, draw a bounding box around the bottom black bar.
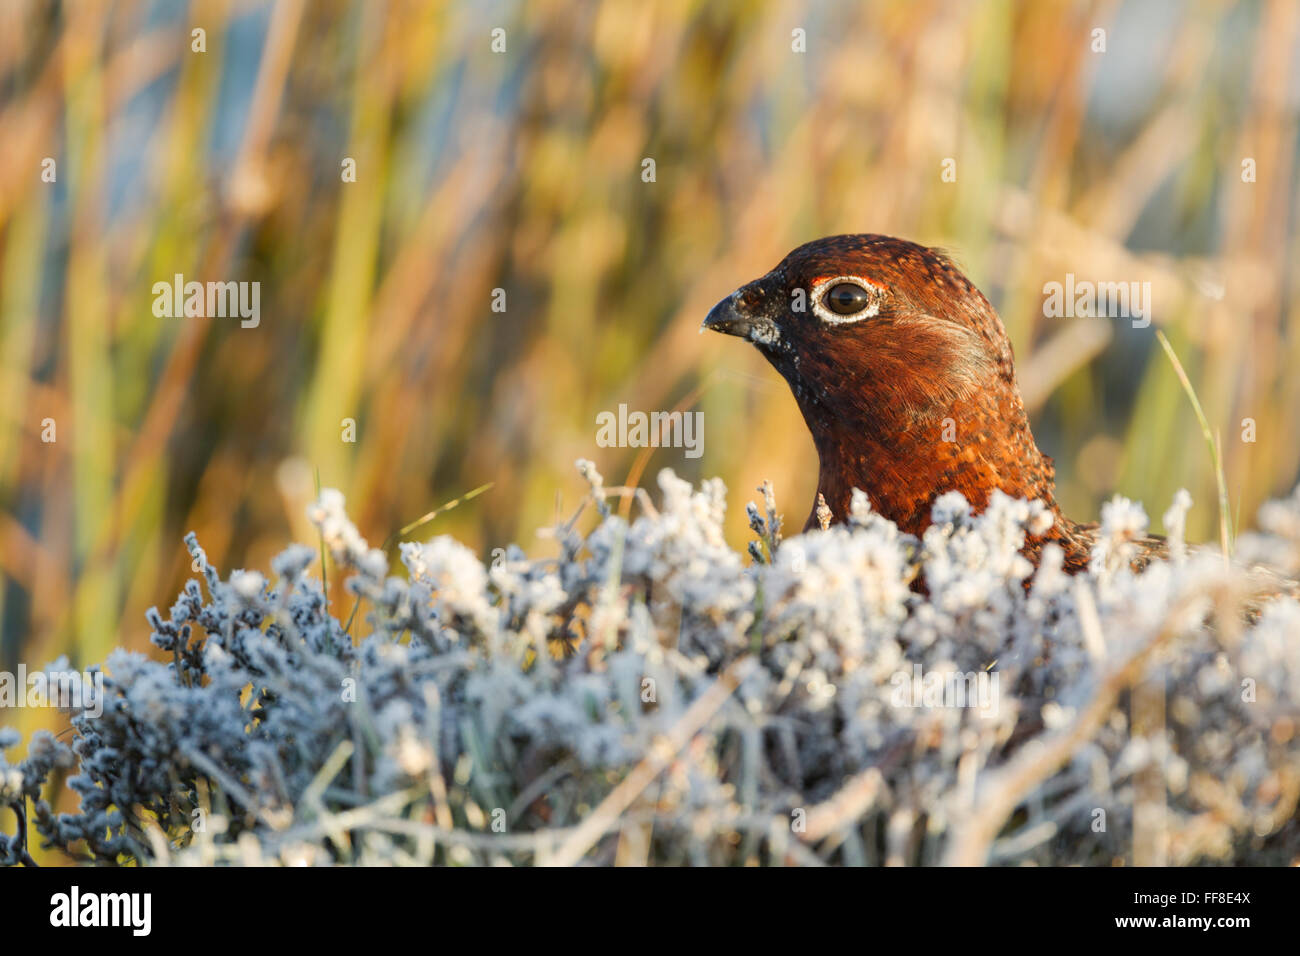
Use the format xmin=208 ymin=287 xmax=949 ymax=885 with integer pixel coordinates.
xmin=0 ymin=864 xmax=1278 ymax=942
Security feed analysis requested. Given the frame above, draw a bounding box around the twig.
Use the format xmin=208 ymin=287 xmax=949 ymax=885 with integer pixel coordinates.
xmin=314 ymin=467 xmax=329 ymax=607
xmin=798 ymin=767 xmax=885 ymax=842
xmin=183 ymin=747 xmax=287 ymax=832
xmin=384 ymin=481 xmax=495 ymax=551
xmin=1155 ymin=330 xmax=1232 ymax=560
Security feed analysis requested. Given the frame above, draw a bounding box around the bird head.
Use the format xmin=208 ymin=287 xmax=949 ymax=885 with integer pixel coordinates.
xmin=703 ymin=234 xmax=1013 ymax=425
xmin=704 ymin=234 xmax=1060 ymax=536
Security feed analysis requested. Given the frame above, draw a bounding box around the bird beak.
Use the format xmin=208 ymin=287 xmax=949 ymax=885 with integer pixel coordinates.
xmin=701 ymin=288 xmax=781 ymax=346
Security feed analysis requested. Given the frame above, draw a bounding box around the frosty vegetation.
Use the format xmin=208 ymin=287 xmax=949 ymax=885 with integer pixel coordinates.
xmin=3 ymin=463 xmax=1298 ymax=866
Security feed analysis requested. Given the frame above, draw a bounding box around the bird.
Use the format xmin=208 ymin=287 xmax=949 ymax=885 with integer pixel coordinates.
xmin=702 ymin=234 xmax=1164 ymax=574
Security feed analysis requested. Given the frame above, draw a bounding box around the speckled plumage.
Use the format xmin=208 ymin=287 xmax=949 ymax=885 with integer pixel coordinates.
xmin=704 ymin=234 xmax=1163 ymax=573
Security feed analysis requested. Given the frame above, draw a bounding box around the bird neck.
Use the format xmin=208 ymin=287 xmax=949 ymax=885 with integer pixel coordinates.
xmin=801 ymin=387 xmax=1064 ymax=538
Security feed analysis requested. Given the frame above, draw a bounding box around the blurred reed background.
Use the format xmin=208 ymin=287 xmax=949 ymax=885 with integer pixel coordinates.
xmin=1 ymin=0 xmax=1298 ymax=718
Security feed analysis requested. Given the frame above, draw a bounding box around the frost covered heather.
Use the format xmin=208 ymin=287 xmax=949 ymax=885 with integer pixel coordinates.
xmin=3 ymin=465 xmax=1299 ymax=867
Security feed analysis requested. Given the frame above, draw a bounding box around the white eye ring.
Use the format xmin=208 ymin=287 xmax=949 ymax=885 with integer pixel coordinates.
xmin=809 ymin=276 xmax=883 ymax=324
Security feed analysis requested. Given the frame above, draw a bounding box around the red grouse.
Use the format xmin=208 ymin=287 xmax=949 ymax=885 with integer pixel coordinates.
xmin=703 ymin=234 xmax=1161 ymax=573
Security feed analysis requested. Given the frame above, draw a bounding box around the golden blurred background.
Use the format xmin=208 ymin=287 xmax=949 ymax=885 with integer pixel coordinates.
xmin=1 ymin=0 xmax=1298 ymax=716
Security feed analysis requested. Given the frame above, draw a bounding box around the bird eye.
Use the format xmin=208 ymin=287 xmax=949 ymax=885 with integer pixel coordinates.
xmin=824 ymin=282 xmax=871 ymax=315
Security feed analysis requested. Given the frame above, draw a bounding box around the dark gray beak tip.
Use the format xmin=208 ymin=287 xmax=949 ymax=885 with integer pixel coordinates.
xmin=702 ymin=294 xmax=747 ymax=338
xmin=703 ymin=289 xmax=781 ymax=348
